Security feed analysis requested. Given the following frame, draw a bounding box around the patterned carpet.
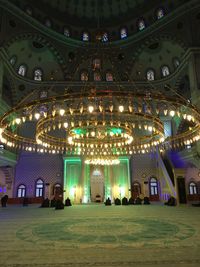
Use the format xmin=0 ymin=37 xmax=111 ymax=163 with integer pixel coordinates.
xmin=0 ymin=204 xmax=200 ymax=267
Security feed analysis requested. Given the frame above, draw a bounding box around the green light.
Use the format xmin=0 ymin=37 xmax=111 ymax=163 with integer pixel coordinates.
xmin=72 ymin=128 xmax=86 ymax=135
xmin=109 ymin=127 xmax=123 ymax=134
xmin=63 ymin=157 xmax=82 ymax=202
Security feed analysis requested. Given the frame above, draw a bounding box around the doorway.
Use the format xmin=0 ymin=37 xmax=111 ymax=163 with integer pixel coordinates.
xmin=177 ymin=177 xmax=187 ymax=204
xmin=90 ymin=168 xmax=104 ymax=202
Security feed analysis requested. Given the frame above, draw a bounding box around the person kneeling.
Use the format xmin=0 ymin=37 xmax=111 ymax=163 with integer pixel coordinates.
xmin=105 ymin=197 xmax=111 ymax=206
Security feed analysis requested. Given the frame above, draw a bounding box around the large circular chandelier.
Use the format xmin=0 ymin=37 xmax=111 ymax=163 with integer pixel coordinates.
xmin=0 ymin=89 xmax=200 ymax=162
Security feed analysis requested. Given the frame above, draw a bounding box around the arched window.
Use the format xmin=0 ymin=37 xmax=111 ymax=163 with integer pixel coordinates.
xmin=106 ymin=72 xmax=113 ymax=82
xmin=173 ymin=58 xmax=180 ymax=69
xmin=102 ymin=32 xmax=109 ymax=42
xmin=64 ymin=27 xmax=70 ymax=37
xmin=17 ymin=184 xmax=26 ymax=198
xmin=157 ymin=8 xmax=165 ymax=19
xmin=45 ymin=19 xmax=52 ymax=28
xmin=94 ymin=71 xmax=101 ymax=81
xmin=34 ymin=69 xmax=42 ymax=81
xmin=10 ymin=56 xmax=16 ymax=66
xmin=81 ymin=71 xmax=89 ymax=81
xmin=82 ymin=32 xmax=89 ymax=41
xmin=35 ymin=178 xmax=44 ymax=197
xmin=161 ymin=65 xmax=170 ymax=77
xmin=18 ymin=65 xmax=27 ymax=77
xmin=189 ymin=182 xmax=198 ymax=195
xmin=149 ymin=177 xmax=158 ymax=195
xmin=146 ymin=69 xmax=155 ymax=81
xmin=120 ymin=28 xmax=128 ymax=39
xmin=138 ymin=18 xmax=146 ymax=31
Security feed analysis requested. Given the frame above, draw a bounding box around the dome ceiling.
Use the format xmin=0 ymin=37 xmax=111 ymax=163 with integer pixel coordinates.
xmin=10 ymin=0 xmax=162 ymax=28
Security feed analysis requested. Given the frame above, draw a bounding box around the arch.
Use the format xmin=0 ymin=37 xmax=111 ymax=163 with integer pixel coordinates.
xmin=156 ymin=7 xmax=165 ymax=20
xmin=35 ymin=178 xmax=44 ymax=197
xmin=189 ymin=181 xmax=198 ymax=195
xmin=120 ymin=27 xmax=128 ymax=39
xmin=161 ymin=65 xmax=170 ymax=77
xmin=137 ymin=18 xmax=146 ymax=31
xmin=17 ymin=184 xmax=26 ymax=198
xmin=33 ymin=68 xmax=43 ymax=81
xmin=18 ymin=64 xmax=27 ymax=77
xmin=52 ymin=183 xmax=63 ymax=199
xmin=146 ymin=69 xmax=155 ymax=81
xmin=82 ymin=31 xmax=89 ymax=42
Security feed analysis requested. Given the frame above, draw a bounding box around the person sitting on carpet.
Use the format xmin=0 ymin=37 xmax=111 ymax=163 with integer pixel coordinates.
xmin=128 ymin=197 xmax=135 ymax=205
xmin=1 ymin=195 xmax=8 ymax=207
xmin=65 ymin=197 xmax=72 ymax=206
xmin=164 ymin=196 xmax=176 ymax=206
xmin=122 ymin=197 xmax=128 ymax=205
xmin=143 ymin=196 xmax=150 ymax=205
xmin=114 ymin=198 xmax=121 ymax=205
xmin=105 ymin=197 xmax=111 ymax=206
xmin=41 ymin=198 xmax=50 ymax=208
xmin=135 ymin=196 xmax=142 ymax=205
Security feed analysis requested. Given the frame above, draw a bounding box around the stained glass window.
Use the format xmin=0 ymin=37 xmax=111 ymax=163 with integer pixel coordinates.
xmin=18 ymin=65 xmax=27 ymax=77
xmin=161 ymin=66 xmax=170 ymax=77
xmin=147 ymin=69 xmax=155 ymax=81
xmin=157 ymin=8 xmax=165 ymax=19
xmin=81 ymin=71 xmax=89 ymax=81
xmin=34 ymin=69 xmax=42 ymax=81
xmin=82 ymin=32 xmax=89 ymax=41
xmin=120 ymin=28 xmax=128 ymax=39
xmin=106 ymin=72 xmax=113 ymax=81
xmin=138 ymin=19 xmax=145 ymax=31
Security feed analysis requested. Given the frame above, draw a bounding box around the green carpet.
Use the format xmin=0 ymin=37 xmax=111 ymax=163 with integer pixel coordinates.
xmin=0 ymin=204 xmax=200 ymax=267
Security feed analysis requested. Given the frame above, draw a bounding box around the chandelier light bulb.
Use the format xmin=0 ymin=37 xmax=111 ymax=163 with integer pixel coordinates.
xmin=88 ymin=105 xmax=94 ymax=113
xmin=63 ymin=122 xmax=68 ymax=128
xmin=119 ymin=105 xmax=124 ymax=112
xmin=59 ymin=109 xmax=65 ymax=116
xmin=34 ymin=113 xmax=40 ymax=120
xmin=164 ymin=109 xmax=168 ymax=116
xmin=15 ymin=118 xmax=21 ymax=124
xmin=169 ymin=110 xmax=175 ymax=117
xmin=148 ymin=126 xmax=153 ymax=132
xmin=109 ymin=105 xmax=113 ymax=112
xmin=128 ymin=105 xmax=133 ymax=113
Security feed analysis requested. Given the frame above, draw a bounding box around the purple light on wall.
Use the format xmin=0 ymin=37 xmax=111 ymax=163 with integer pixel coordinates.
xmin=168 ymin=151 xmax=186 ymax=168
